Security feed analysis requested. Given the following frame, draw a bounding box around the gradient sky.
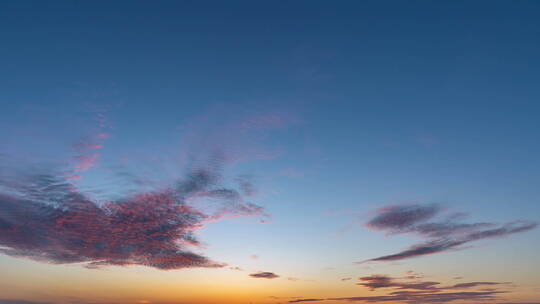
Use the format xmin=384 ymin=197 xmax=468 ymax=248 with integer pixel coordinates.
xmin=1 ymin=1 xmax=540 ymax=304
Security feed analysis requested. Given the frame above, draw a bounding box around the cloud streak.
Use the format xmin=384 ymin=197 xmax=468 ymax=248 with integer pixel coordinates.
xmin=362 ymin=204 xmax=537 ymax=262
xmin=249 ymin=271 xmax=280 ymax=279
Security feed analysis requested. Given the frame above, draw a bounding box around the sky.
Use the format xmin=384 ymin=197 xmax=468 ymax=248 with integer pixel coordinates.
xmin=0 ymin=1 xmax=539 ymax=304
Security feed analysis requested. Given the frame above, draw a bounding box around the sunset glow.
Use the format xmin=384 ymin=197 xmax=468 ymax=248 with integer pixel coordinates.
xmin=1 ymin=1 xmax=539 ymax=304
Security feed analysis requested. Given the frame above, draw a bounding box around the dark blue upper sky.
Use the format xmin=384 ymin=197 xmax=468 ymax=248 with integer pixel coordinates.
xmin=1 ymin=2 xmax=540 ymax=302
xmin=2 ymin=0 xmax=540 ymax=206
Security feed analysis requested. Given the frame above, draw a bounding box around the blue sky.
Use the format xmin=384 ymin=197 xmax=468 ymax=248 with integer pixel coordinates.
xmin=1 ymin=1 xmax=539 ymax=304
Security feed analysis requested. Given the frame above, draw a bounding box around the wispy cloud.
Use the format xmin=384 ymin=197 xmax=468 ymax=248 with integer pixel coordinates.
xmin=361 ymin=204 xmax=537 ymax=262
xmin=69 ymin=112 xmax=111 ymax=178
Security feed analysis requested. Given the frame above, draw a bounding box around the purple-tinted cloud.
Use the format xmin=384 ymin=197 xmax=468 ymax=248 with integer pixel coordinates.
xmin=0 ymin=107 xmax=300 ymax=270
xmin=0 ymin=164 xmax=267 ymax=270
xmin=287 ymin=272 xmax=515 ymax=304
xmin=450 ymin=281 xmax=506 ymax=289
xmin=363 ymin=204 xmax=537 ymax=262
xmin=249 ymin=271 xmax=280 ymax=279
xmin=366 ymin=204 xmax=441 ymax=233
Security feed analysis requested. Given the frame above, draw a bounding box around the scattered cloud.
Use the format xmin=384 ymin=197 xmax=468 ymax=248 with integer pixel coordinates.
xmin=285 ymin=273 xmax=515 ymax=303
xmin=356 ymin=274 xmax=507 ymax=292
xmin=362 ymin=204 xmax=537 ymax=262
xmin=325 ymin=290 xmax=506 ymax=303
xmin=289 ymin=290 xmax=513 ymax=303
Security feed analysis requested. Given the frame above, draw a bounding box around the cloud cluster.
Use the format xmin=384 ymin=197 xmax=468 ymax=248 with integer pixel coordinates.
xmin=0 ymin=107 xmax=302 ymax=271
xmin=363 ymin=204 xmax=536 ymax=262
xmin=282 ymin=273 xmax=510 ymax=303
xmin=0 ymin=165 xmax=267 ymax=270
xmin=289 ymin=284 xmax=511 ymax=303
xmin=357 ymin=274 xmax=507 ymax=292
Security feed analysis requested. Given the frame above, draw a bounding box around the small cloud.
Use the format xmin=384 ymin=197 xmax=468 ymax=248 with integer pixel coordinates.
xmin=249 ymin=271 xmax=279 ymax=279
